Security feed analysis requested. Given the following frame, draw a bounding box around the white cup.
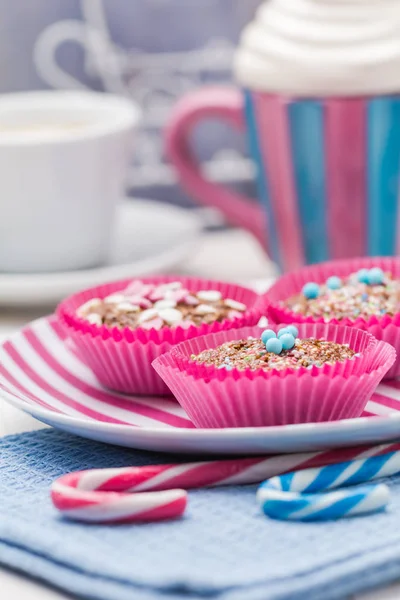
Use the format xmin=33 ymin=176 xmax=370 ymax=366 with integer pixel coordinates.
xmin=0 ymin=90 xmax=139 ymax=273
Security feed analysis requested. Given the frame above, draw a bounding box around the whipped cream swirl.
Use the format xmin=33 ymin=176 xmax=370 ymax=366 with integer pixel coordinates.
xmin=234 ymin=0 xmax=400 ymax=96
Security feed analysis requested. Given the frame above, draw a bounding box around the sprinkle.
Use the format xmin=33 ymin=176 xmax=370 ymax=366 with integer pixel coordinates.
xmin=228 ymin=310 xmax=244 ymax=320
xmin=356 ymin=269 xmax=370 ymax=284
xmin=86 ymin=313 xmax=102 ymax=326
xmin=157 ymin=308 xmax=183 ymax=325
xmin=285 ymin=325 xmax=299 ymax=338
xmin=197 ymin=290 xmax=223 ymax=303
xmin=77 ymin=298 xmax=102 ymax=315
xmin=165 ymin=289 xmax=188 ymax=303
xmin=115 ymin=302 xmax=140 ymax=312
xmin=326 ymin=276 xmax=342 ymax=290
xmin=194 ymin=304 xmax=218 ymax=315
xmin=184 ymin=295 xmax=199 ymax=306
xmin=266 ymin=338 xmax=283 ymax=354
xmin=367 ymin=267 xmax=385 ymax=286
xmin=302 ymin=282 xmax=320 ymax=300
xmin=123 ymin=281 xmax=148 ymax=296
xmin=138 ymin=308 xmax=159 ymax=323
xmin=104 ymin=293 xmax=125 ymax=304
xmin=261 ymin=329 xmax=276 ymax=344
xmin=129 ymin=296 xmax=152 ymax=309
xmin=280 ymin=333 xmax=295 ymax=350
xmin=224 ymin=298 xmax=246 ymax=311
xmin=277 ymin=327 xmax=291 ymax=338
xmin=129 ymin=284 xmax=153 ymax=298
xmin=148 ymin=289 xmax=169 ymax=302
xmin=140 ymin=317 xmax=164 ymax=330
xmin=154 ymin=299 xmax=177 ymax=309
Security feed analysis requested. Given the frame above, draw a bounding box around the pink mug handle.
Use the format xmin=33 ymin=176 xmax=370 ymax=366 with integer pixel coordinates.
xmin=165 ymin=87 xmax=266 ymax=248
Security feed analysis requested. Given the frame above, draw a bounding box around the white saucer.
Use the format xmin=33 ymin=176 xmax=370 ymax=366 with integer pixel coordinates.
xmin=1 ymin=315 xmax=400 ymax=455
xmin=0 ymin=199 xmax=203 ymax=306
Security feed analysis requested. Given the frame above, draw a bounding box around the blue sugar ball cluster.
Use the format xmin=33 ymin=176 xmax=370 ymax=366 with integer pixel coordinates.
xmin=356 ymin=267 xmax=385 ymax=286
xmin=261 ymin=325 xmax=298 ymax=355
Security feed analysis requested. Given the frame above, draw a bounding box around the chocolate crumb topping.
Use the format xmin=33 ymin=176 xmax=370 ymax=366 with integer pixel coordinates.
xmin=191 ymin=337 xmax=356 ymax=371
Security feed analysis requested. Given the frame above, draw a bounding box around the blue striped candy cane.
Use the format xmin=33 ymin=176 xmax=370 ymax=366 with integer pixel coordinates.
xmin=256 ymin=451 xmax=400 ymax=521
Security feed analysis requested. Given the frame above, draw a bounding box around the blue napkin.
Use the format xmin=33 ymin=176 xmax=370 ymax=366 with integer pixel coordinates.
xmin=2 ymin=429 xmax=400 ymax=600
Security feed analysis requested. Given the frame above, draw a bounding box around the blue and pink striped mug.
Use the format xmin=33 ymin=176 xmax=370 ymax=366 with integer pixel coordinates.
xmin=166 ymin=87 xmax=400 ymax=272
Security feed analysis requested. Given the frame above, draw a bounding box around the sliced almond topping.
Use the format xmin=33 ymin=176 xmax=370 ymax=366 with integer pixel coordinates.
xmin=116 ymin=302 xmax=140 ymax=312
xmin=138 ymin=308 xmax=158 ymax=323
xmin=224 ymin=298 xmax=246 ymax=311
xmin=184 ymin=295 xmax=199 ymax=306
xmin=77 ymin=298 xmax=102 ymax=316
xmin=196 ymin=290 xmax=222 ymax=303
xmin=140 ymin=317 xmax=164 ymax=330
xmin=158 ymin=308 xmax=183 ymax=325
xmin=104 ymin=293 xmax=125 ymax=304
xmin=86 ymin=313 xmax=103 ymax=326
xmin=154 ymin=299 xmax=177 ymax=309
xmin=194 ymin=304 xmax=217 ymax=315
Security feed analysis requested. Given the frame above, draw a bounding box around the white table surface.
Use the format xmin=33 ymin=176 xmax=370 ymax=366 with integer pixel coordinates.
xmin=0 ymin=228 xmax=399 ymax=600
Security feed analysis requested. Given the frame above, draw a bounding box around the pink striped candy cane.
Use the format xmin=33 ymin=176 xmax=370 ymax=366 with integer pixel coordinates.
xmin=51 ymin=440 xmax=400 ymax=524
xmin=51 ymin=477 xmax=188 ymax=524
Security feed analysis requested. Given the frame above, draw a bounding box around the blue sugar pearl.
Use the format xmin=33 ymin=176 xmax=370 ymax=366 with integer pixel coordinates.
xmin=367 ymin=267 xmax=384 ymax=286
xmin=261 ymin=329 xmax=276 ymax=344
xmin=280 ymin=333 xmax=295 ymax=350
xmin=302 ymin=282 xmax=320 ymax=300
xmin=361 ymin=293 xmax=368 ymax=301
xmin=326 ymin=276 xmax=341 ymax=290
xmin=266 ymin=338 xmax=283 ymax=355
xmin=357 ymin=268 xmax=370 ymax=284
xmin=277 ymin=327 xmax=290 ymax=338
xmin=285 ymin=325 xmax=299 ymax=338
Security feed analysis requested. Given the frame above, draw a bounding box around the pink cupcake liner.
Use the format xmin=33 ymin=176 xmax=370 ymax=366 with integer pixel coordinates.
xmin=57 ymin=276 xmax=263 ymax=395
xmin=152 ymin=325 xmax=396 ymax=428
xmin=264 ymin=257 xmax=400 ymax=379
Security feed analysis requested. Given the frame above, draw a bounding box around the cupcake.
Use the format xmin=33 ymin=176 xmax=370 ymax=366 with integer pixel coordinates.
xmin=152 ymin=324 xmax=395 ymax=428
xmin=57 ymin=276 xmax=262 ymax=395
xmin=265 ymin=258 xmax=400 ymax=378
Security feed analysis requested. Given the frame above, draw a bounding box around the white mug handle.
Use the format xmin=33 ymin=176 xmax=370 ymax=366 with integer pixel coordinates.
xmin=33 ymin=19 xmax=126 ymax=94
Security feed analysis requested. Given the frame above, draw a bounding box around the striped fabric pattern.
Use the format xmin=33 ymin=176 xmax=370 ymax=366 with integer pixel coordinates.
xmin=244 ymin=91 xmax=400 ymax=272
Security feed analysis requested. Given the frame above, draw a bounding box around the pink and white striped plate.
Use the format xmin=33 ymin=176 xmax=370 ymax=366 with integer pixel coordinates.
xmin=1 ymin=316 xmax=400 ymax=455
